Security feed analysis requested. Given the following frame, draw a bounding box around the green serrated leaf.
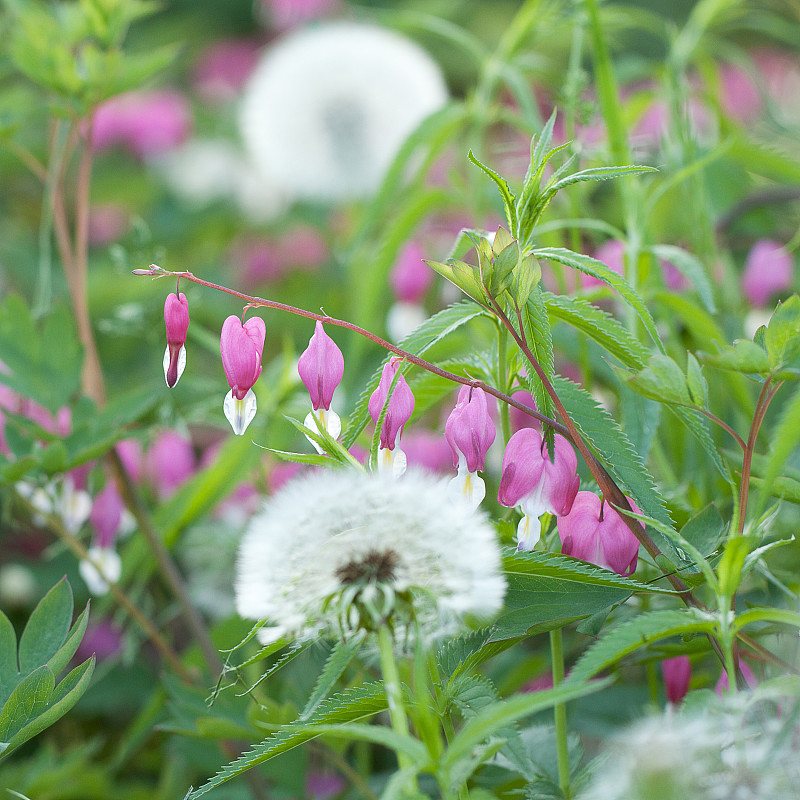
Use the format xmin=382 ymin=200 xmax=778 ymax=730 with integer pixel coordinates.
xmin=186 ymin=683 xmax=387 ymax=798
xmin=544 ymin=292 xmax=648 ymax=368
xmin=300 ymin=636 xmax=364 ymax=720
xmin=18 ymin=578 xmax=73 ymax=676
xmin=685 ymin=353 xmax=708 ymax=407
xmin=564 ymin=609 xmax=716 ymax=686
xmin=617 ymin=354 xmax=692 ymax=406
xmin=517 ymin=289 xmax=556 ymax=429
xmin=342 ymin=302 xmax=487 ymax=448
xmin=468 ymin=150 xmax=517 ymax=233
xmin=436 ymin=629 xmax=518 ymax=681
xmin=534 ymin=247 xmax=662 ymax=350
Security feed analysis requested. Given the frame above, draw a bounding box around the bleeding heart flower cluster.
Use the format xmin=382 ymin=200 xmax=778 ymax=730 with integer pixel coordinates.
xmin=160 ymin=285 xmax=640 ymax=577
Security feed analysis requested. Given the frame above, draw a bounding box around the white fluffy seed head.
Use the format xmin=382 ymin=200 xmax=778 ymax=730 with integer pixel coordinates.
xmin=238 ymin=22 xmax=448 ymax=202
xmin=235 ymin=468 xmax=506 ymax=643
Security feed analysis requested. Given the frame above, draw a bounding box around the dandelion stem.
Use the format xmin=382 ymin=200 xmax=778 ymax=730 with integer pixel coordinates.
xmin=376 ymin=626 xmax=417 ymax=783
xmin=550 ymin=627 xmax=572 ymax=799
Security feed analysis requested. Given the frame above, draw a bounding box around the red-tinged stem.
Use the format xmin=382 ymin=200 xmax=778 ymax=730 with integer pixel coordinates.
xmin=134 ymin=266 xmax=569 ymax=436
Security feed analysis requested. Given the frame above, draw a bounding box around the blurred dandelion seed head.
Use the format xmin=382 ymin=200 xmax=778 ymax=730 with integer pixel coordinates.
xmin=238 ymin=22 xmax=448 ymax=202
xmin=235 ymin=468 xmax=505 ymax=643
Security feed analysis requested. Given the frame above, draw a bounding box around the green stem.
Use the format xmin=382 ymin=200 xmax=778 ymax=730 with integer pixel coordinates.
xmin=550 ymin=628 xmax=571 ymax=799
xmin=377 ymin=626 xmax=415 ymax=777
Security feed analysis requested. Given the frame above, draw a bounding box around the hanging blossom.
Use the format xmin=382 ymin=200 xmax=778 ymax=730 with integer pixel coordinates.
xmin=79 ymin=481 xmax=126 ymax=595
xmin=497 ymin=428 xmax=580 ymax=551
xmin=235 ymin=469 xmax=506 ymax=645
xmin=368 ymin=358 xmax=414 ymax=477
xmin=558 ymin=491 xmax=641 ymax=576
xmin=385 ymin=242 xmax=432 ymax=342
xmin=444 ymin=386 xmax=495 ymax=509
xmin=220 ymin=314 xmax=266 ymax=435
xmin=297 ymin=321 xmax=344 ymax=453
xmin=661 ymin=655 xmax=691 ymax=706
xmin=163 ymin=291 xmax=189 ymax=388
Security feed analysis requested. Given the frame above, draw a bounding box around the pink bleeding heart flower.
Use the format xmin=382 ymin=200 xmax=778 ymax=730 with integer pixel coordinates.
xmin=558 ymin=491 xmax=641 ymax=576
xmin=498 ymin=428 xmax=580 ymax=551
xmin=163 ymin=292 xmax=190 ymax=388
xmin=368 ymin=358 xmax=415 ymax=476
xmin=741 ymin=239 xmax=793 ymax=307
xmin=146 ymin=430 xmax=197 ymax=499
xmin=445 ymin=386 xmax=496 ymax=508
xmin=221 ymin=314 xmax=266 ymax=435
xmin=297 ymin=321 xmax=344 ymax=451
xmin=661 ymin=655 xmax=691 ymax=705
xmin=89 ymin=482 xmax=125 ymax=549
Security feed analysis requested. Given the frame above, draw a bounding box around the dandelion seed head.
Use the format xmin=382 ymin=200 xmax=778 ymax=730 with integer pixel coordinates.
xmin=235 ymin=469 xmax=505 ymax=643
xmin=239 ymin=22 xmax=448 ymax=202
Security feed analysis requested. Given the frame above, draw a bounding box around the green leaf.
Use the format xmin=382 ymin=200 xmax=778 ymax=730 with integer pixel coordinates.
xmin=0 ymin=298 xmax=81 ymax=413
xmin=185 ymin=683 xmax=386 ymax=798
xmin=441 ymin=679 xmax=611 ymax=777
xmin=717 ymin=535 xmax=758 ymax=598
xmin=564 ymin=609 xmax=716 ymax=686
xmin=534 ymin=247 xmax=662 ymax=350
xmin=300 ymin=636 xmax=364 ymax=720
xmin=686 ymin=353 xmax=709 ymax=407
xmin=649 ymin=245 xmax=716 ymax=313
xmin=292 ymin=722 xmax=429 ymax=763
xmin=734 ymin=607 xmax=800 ymax=634
xmin=517 ymin=289 xmax=556 ymax=428
xmin=1 ymin=658 xmax=94 ymax=760
xmin=701 ymin=340 xmax=771 ymax=374
xmin=766 ymin=295 xmax=800 ymax=370
xmin=18 ymin=578 xmax=73 ymax=676
xmin=616 ymin=354 xmax=691 ymax=406
xmin=46 ymin=601 xmax=90 ymax=678
xmin=426 ymin=258 xmax=489 ymax=306
xmin=436 ymin=629 xmax=518 ymax=681
xmin=544 ymin=292 xmax=648 ymax=368
xmin=468 ymin=150 xmax=517 ymax=233
xmin=750 ymin=474 xmax=800 ymax=505
xmin=0 ymin=666 xmax=54 ymax=743
xmin=679 ymin=504 xmax=726 ymax=561
xmin=343 ymin=301 xmax=487 ymax=448
xmin=0 ymin=612 xmax=18 ymax=707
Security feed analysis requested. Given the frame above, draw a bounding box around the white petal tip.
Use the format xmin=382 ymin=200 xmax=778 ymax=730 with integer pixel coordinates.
xmin=224 ymin=389 xmax=257 ymax=435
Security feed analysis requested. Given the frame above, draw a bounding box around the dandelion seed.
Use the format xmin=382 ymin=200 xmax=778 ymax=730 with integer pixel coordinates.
xmin=235 ymin=469 xmax=506 ymax=644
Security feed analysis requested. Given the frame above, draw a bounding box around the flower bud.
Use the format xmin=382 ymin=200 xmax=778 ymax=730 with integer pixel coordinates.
xmin=221 ymin=314 xmax=266 ymax=435
xmin=297 ymin=321 xmax=344 ymax=411
xmin=163 ymin=292 xmax=189 ymax=388
xmin=445 ymin=386 xmax=495 ymax=473
xmin=558 ymin=491 xmax=641 ymax=576
xmin=368 ymin=358 xmax=414 ymax=452
xmin=661 ymin=655 xmax=691 ymax=705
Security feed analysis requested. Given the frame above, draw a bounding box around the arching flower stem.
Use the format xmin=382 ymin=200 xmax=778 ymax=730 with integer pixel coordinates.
xmin=134 ymin=265 xmax=565 ymax=435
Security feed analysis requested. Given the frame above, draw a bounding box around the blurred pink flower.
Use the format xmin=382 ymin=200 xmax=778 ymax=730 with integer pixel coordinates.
xmin=75 ymin=620 xmax=124 ymax=662
xmin=194 ymin=39 xmax=261 ymax=103
xmin=661 ymin=655 xmax=691 ymax=705
xmin=146 ymin=431 xmax=196 ymax=498
xmin=719 ymin=62 xmax=763 ymax=121
xmin=115 ymin=439 xmax=144 ymax=484
xmin=305 ymin=771 xmax=346 ymax=800
xmin=92 ymin=90 xmax=192 ymax=158
xmin=90 ymin=482 xmax=124 ymax=549
xmin=268 ymin=461 xmax=303 ymax=493
xmin=390 ymin=242 xmax=432 ymax=303
xmin=261 ymin=0 xmax=337 ymax=30
xmin=402 ymin=430 xmax=453 ymax=473
xmin=584 ymin=239 xmax=625 ymax=289
xmin=275 ymin=227 xmax=328 ymax=271
xmin=88 ymin=204 xmax=128 ymax=246
xmin=741 ymin=239 xmax=793 ymax=307
xmin=509 ymin=389 xmax=539 ymax=434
